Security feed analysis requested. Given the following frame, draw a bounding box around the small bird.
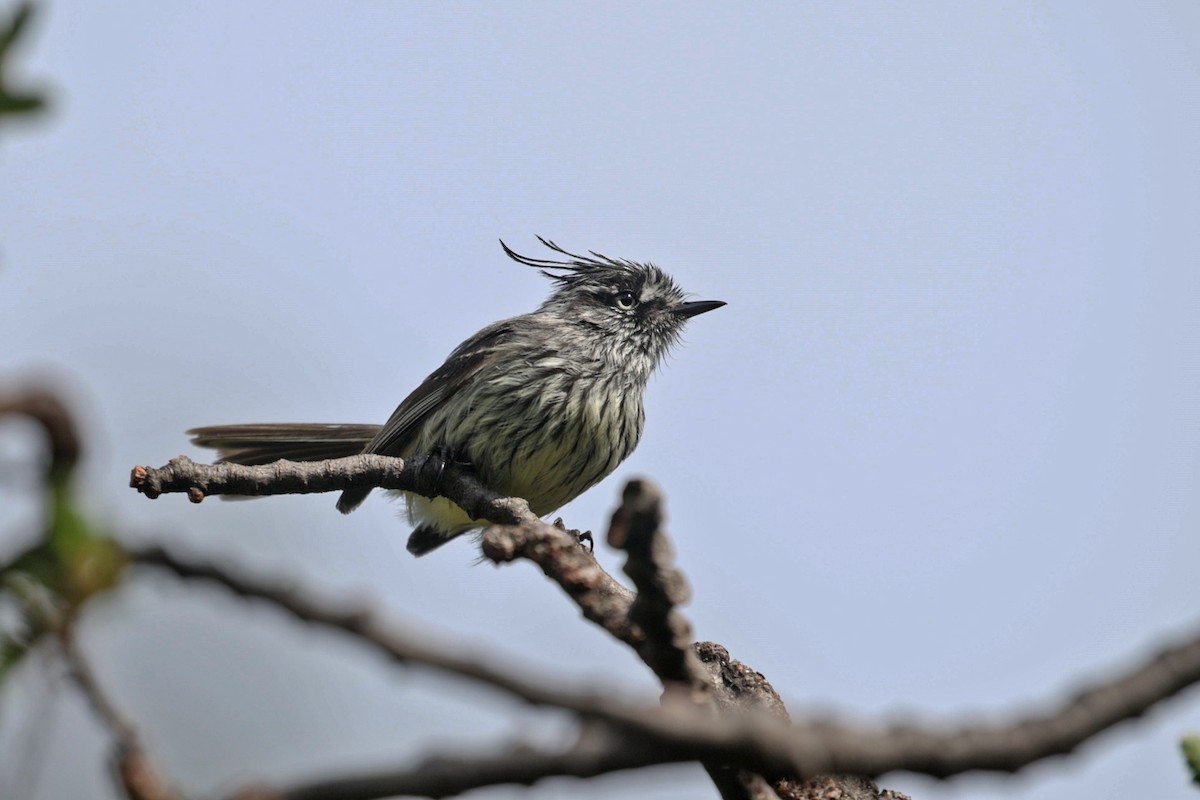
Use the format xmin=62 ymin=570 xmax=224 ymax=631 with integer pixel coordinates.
xmin=189 ymin=238 xmax=724 ymax=556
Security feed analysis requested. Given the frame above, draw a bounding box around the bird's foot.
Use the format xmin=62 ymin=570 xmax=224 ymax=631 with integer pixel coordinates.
xmin=553 ymin=517 xmax=594 ymax=553
xmin=419 ymin=445 xmax=470 ymax=491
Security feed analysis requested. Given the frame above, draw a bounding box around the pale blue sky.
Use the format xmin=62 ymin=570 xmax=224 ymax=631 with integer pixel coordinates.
xmin=2 ymin=3 xmax=1199 ymax=799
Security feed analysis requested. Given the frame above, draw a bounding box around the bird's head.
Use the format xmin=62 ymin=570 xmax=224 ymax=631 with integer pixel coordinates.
xmin=501 ymin=237 xmax=725 ymax=372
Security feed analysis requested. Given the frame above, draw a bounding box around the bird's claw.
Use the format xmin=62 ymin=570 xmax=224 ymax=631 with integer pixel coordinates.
xmin=553 ymin=518 xmax=593 ymax=553
xmin=420 ymin=445 xmax=466 ymax=490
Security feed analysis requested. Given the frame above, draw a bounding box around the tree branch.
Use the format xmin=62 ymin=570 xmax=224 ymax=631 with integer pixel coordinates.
xmin=130 ymin=544 xmax=866 ymax=799
xmin=130 ymin=454 xmax=535 ymax=527
xmin=606 ymin=478 xmax=777 ymax=799
xmin=129 ymin=544 xmax=647 ymax=719
xmin=231 ymin=728 xmax=683 ymax=800
xmin=480 ymin=520 xmax=637 ymax=643
xmin=129 ymin=544 xmax=1200 ymax=798
xmin=126 ymin=454 xmax=1200 ymax=798
xmin=247 ymin=735 xmax=907 ymax=800
xmin=806 ymin=625 xmax=1200 ymax=777
xmin=127 ymin=458 xmax=802 ymax=731
xmin=129 ymin=455 xmax=788 ymax=798
xmin=607 ymin=478 xmax=707 ymax=692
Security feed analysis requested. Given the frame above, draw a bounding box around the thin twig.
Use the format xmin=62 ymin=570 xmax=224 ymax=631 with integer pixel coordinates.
xmin=58 ymin=626 xmax=135 ymax=744
xmin=0 ymin=387 xmax=81 ymax=480
xmin=57 ymin=623 xmax=178 ymax=800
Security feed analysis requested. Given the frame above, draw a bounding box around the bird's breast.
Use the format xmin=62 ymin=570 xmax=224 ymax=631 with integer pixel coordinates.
xmin=471 ymin=369 xmax=645 ymax=515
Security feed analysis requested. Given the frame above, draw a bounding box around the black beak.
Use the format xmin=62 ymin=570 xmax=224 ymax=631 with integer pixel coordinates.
xmin=675 ymin=300 xmax=727 ymax=319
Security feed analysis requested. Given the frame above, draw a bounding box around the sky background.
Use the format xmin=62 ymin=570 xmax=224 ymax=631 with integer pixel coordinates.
xmin=2 ymin=2 xmax=1199 ymax=799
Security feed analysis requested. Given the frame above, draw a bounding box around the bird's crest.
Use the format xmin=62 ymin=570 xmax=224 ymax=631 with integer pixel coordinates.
xmin=499 ymin=236 xmax=657 ymax=289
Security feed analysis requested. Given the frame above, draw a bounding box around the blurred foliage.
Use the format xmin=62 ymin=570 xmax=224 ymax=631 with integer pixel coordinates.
xmin=0 ymin=1 xmax=77 ymax=686
xmin=1184 ymin=735 xmax=1200 ymax=787
xmin=2 ymin=0 xmax=118 ymax=664
xmin=0 ymin=1 xmax=47 ymax=121
xmin=1 ymin=447 xmax=127 ymax=682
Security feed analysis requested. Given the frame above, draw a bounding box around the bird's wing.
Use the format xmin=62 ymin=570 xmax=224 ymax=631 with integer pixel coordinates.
xmin=364 ymin=319 xmax=516 ymax=457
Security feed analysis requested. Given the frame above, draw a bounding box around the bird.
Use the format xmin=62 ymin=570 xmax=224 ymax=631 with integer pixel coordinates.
xmin=189 ymin=237 xmax=725 ymax=556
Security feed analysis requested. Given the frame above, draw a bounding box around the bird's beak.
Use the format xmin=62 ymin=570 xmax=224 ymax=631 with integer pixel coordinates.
xmin=675 ymin=300 xmax=727 ymax=319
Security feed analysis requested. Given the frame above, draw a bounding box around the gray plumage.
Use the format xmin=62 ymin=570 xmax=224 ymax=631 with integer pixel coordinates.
xmin=189 ymin=238 xmax=724 ymax=556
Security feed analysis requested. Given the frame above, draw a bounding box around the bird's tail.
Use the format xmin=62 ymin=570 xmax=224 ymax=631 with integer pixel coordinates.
xmin=407 ymin=524 xmax=455 ymax=556
xmin=189 ymin=423 xmax=384 ymax=512
xmin=188 ymin=423 xmax=381 ymax=465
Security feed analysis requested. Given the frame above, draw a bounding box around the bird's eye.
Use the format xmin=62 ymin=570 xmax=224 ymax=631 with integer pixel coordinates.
xmin=614 ymin=291 xmax=638 ymax=310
